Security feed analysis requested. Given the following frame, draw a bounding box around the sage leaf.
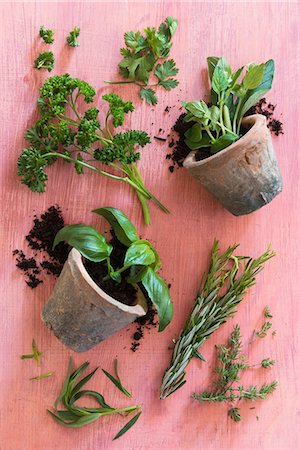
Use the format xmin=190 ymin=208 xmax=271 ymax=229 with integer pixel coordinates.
xmin=141 ymin=267 xmax=173 ymax=332
xmin=211 ymin=133 xmax=238 ymax=153
xmin=113 ymin=411 xmax=142 ymax=440
xmin=242 ymin=63 xmax=265 ymax=90
xmin=92 ymin=207 xmax=139 ymax=247
xmin=238 ymin=59 xmax=275 ymax=120
xmin=53 ymin=224 xmax=112 ymax=262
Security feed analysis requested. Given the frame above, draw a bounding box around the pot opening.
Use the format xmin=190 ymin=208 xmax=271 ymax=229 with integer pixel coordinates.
xmin=83 ymin=230 xmax=138 ymax=306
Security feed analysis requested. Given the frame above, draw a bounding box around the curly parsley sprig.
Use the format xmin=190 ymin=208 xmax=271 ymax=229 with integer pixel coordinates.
xmin=105 ymin=17 xmax=179 ymax=105
xmin=17 ymin=74 xmax=169 ymax=224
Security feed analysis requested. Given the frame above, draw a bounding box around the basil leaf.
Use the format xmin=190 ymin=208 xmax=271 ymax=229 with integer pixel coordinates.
xmin=53 ymin=224 xmax=111 ymax=263
xmin=124 ymin=242 xmax=156 ymax=267
xmin=242 ymin=63 xmax=265 ymax=90
xmin=211 ymin=133 xmax=238 ymax=153
xmin=141 ymin=267 xmax=173 ymax=332
xmin=138 ymin=239 xmax=161 ymax=271
xmin=183 ymin=100 xmax=210 ymax=120
xmin=185 ymin=123 xmax=202 ymax=143
xmin=238 ymin=59 xmax=274 ymax=120
xmin=127 ymin=265 xmax=148 ymax=284
xmin=209 ymin=105 xmax=221 ymax=130
xmin=93 ymin=207 xmax=139 ymax=247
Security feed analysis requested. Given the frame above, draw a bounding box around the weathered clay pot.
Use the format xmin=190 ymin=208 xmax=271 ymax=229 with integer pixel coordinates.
xmin=41 ymin=248 xmax=148 ymax=352
xmin=183 ymin=114 xmax=282 ymax=216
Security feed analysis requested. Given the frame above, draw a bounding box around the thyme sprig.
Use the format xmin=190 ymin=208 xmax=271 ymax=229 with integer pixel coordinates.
xmin=193 ymin=324 xmax=278 ymax=422
xmin=160 ymin=241 xmax=275 ymax=399
xmin=48 ymin=357 xmax=142 ymax=438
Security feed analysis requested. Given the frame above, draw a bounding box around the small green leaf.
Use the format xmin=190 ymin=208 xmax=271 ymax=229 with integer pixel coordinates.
xmin=212 ymin=66 xmax=229 ymax=95
xmin=113 ymin=411 xmax=142 ymax=440
xmin=183 ymin=101 xmax=211 ymax=122
xmin=30 ymin=371 xmax=54 ymax=380
xmin=92 ymin=207 xmax=139 ymax=247
xmin=127 ymin=266 xmax=148 ymax=284
xmin=140 ymin=88 xmax=158 ymax=105
xmin=124 ymin=242 xmax=156 ymax=267
xmin=242 ymin=63 xmax=265 ymax=90
xmin=74 ymin=153 xmax=84 ymax=174
xmin=102 ymin=368 xmax=132 ymax=398
xmin=158 ymin=78 xmax=179 ymax=91
xmin=72 ymin=390 xmax=111 ymax=408
xmin=53 ymin=224 xmax=112 ymax=262
xmin=155 ymin=59 xmax=179 ymax=80
xmin=207 ymin=56 xmax=221 ymax=81
xmin=211 ymin=133 xmax=238 ymax=153
xmin=194 ymin=351 xmax=206 ymax=362
xmin=141 ymin=267 xmax=173 ymax=331
xmin=165 ymin=16 xmax=178 ymax=37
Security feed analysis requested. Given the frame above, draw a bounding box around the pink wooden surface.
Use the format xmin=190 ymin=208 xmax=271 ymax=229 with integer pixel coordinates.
xmin=1 ymin=1 xmax=300 ymax=449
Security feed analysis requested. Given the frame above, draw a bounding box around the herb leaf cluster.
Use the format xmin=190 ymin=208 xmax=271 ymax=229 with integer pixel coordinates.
xmin=39 ymin=26 xmax=54 ymax=44
xmin=34 ymin=51 xmax=55 ymax=72
xmin=67 ymin=26 xmax=80 ymax=47
xmin=53 ymin=207 xmax=173 ymax=332
xmin=193 ymin=323 xmax=278 ymax=422
xmin=106 ymin=17 xmax=179 ymax=105
xmin=48 ymin=357 xmax=142 ymax=439
xmin=183 ymin=57 xmax=275 ymax=154
xmin=17 ymin=74 xmax=169 ymax=224
xmin=160 ymin=241 xmax=275 ymax=399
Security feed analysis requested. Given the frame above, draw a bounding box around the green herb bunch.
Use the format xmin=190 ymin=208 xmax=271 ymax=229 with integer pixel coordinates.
xmin=17 ymin=74 xmax=169 ymax=224
xmin=106 ymin=17 xmax=179 ymax=105
xmin=183 ymin=57 xmax=275 ymax=154
xmin=54 ymin=207 xmax=173 ymax=332
xmin=39 ymin=26 xmax=55 ymax=44
xmin=193 ymin=324 xmax=278 ymax=422
xmin=160 ymin=241 xmax=275 ymax=399
xmin=34 ymin=51 xmax=55 ymax=71
xmin=48 ymin=357 xmax=142 ymax=439
xmin=67 ymin=26 xmax=80 ymax=47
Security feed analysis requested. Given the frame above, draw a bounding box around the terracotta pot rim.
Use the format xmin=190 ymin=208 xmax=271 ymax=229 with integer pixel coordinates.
xmin=183 ymin=114 xmax=266 ymax=168
xmin=70 ymin=248 xmax=147 ymax=316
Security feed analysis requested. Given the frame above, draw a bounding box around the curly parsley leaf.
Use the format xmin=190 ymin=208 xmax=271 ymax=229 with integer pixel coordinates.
xmin=34 ymin=51 xmax=54 ymax=72
xmin=39 ymin=26 xmax=54 ymax=44
xmin=67 ymin=26 xmax=80 ymax=47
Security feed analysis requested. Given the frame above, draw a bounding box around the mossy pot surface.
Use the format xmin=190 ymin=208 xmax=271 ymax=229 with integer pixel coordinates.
xmin=41 ymin=248 xmax=148 ymax=352
xmin=183 ymin=114 xmax=283 ymax=216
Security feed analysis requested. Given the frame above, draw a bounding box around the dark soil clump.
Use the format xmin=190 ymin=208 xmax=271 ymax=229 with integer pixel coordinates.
xmin=167 ymin=99 xmax=283 ymax=170
xmin=13 ymin=205 xmax=70 ymax=288
xmin=244 ymin=98 xmax=284 ymax=136
xmin=83 ymin=231 xmax=137 ymax=306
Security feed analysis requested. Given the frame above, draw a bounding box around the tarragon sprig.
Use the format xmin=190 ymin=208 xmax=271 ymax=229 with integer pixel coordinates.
xmin=160 ymin=241 xmax=275 ymax=399
xmin=48 ymin=357 xmax=142 ymax=439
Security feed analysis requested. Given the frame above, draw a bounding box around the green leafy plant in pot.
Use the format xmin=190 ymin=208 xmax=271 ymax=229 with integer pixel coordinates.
xmin=41 ymin=207 xmax=173 ymax=352
xmin=182 ymin=57 xmax=282 ymax=216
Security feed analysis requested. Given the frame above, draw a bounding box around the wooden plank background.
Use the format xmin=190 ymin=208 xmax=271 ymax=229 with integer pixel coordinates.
xmin=1 ymin=1 xmax=299 ymax=449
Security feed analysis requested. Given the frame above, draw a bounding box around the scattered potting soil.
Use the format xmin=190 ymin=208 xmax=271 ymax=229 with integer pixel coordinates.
xmin=12 ymin=205 xmax=70 ymax=288
xmin=166 ymin=99 xmax=284 ymax=171
xmin=244 ymin=98 xmax=284 ymax=136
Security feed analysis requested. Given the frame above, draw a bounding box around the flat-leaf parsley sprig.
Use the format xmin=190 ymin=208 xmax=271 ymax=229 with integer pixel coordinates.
xmin=106 ymin=17 xmax=179 ymax=105
xmin=17 ymin=74 xmax=169 ymax=225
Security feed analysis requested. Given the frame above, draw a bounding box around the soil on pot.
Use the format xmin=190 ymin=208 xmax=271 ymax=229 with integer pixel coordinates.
xmin=83 ymin=232 xmax=138 ymax=307
xmin=166 ymin=98 xmax=284 ymax=171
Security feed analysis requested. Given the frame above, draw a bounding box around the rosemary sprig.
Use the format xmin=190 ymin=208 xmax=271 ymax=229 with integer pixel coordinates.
xmin=48 ymin=357 xmax=141 ymax=438
xmin=192 ymin=324 xmax=278 ymax=421
xmin=160 ymin=241 xmax=275 ymax=399
xmin=20 ymin=339 xmax=43 ymax=366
